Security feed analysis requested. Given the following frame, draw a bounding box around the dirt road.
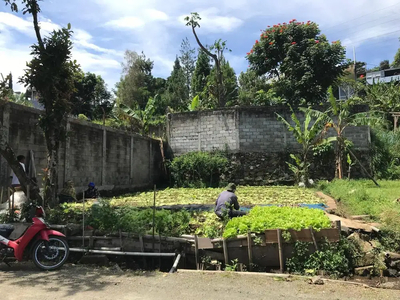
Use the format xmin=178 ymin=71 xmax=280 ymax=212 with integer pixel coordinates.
xmin=0 ymin=263 xmax=398 ymax=300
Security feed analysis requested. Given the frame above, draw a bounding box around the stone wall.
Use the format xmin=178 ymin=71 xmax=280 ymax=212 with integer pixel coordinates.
xmin=167 ymin=106 xmax=371 ymax=183
xmin=0 ymin=102 xmax=164 ymax=197
xmin=167 ymin=106 xmax=370 ymax=154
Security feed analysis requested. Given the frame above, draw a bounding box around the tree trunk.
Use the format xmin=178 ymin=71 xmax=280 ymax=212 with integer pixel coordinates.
xmin=0 ymin=122 xmax=43 ymax=203
xmin=335 ymin=139 xmax=344 ymax=179
xmin=43 ymin=130 xmax=60 ymax=208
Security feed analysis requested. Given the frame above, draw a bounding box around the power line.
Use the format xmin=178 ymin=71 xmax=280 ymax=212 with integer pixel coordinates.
xmin=342 ymin=29 xmax=400 ymax=46
xmin=323 ymin=2 xmax=400 ymax=31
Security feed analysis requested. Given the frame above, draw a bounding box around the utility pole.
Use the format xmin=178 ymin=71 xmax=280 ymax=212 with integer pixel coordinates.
xmin=353 ymin=46 xmax=357 ymax=80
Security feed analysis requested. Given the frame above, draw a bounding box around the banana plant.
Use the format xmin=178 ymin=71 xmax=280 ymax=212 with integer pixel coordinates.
xmin=306 ymin=87 xmax=384 ymax=182
xmin=276 ymin=106 xmax=327 ymax=186
xmin=119 ymin=95 xmax=158 ymax=135
xmin=188 ymin=95 xmax=200 ymax=111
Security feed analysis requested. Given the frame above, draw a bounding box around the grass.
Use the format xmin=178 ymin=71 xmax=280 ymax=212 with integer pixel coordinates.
xmin=319 ymin=179 xmax=400 ymax=223
xmin=109 ymin=186 xmax=323 ymax=207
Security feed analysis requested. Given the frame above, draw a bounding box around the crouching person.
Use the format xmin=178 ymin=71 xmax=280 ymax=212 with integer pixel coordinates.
xmin=58 ymin=180 xmax=77 ymax=204
xmin=214 ymin=183 xmax=247 ymax=220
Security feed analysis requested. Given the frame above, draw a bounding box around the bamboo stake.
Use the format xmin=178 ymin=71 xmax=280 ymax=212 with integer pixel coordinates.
xmin=1 ymin=187 xmax=3 ymax=204
xmin=152 ymin=184 xmax=156 ymax=252
xmin=277 ymin=229 xmax=284 ymax=273
xmin=223 ymin=238 xmax=229 ymax=267
xmin=194 ymin=234 xmax=199 ymax=270
xmin=27 ymin=185 xmax=30 ymax=202
xmin=247 ymin=231 xmax=253 ymax=271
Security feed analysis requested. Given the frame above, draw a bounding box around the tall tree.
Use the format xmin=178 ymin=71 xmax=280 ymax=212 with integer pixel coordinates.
xmin=117 ymin=50 xmax=154 ymax=110
xmin=185 ymin=13 xmax=227 ymax=107
xmin=71 ymin=72 xmax=113 ymax=120
xmin=380 ymin=60 xmax=390 ymax=70
xmin=191 ymin=49 xmax=211 ymax=98
xmin=392 ymin=44 xmax=400 ymax=68
xmin=205 ymin=59 xmax=238 ymax=108
xmin=165 ymin=57 xmax=188 ymax=111
xmin=179 ymin=38 xmax=196 ymax=97
xmin=4 ymin=0 xmax=78 ymax=206
xmin=247 ymin=19 xmax=346 ymax=106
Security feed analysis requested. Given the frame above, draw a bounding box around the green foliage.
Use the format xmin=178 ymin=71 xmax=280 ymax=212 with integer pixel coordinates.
xmin=191 ymin=211 xmax=224 ymax=238
xmin=8 ymin=92 xmax=33 ymax=107
xmin=110 ymin=186 xmax=323 ymax=207
xmin=363 ymin=81 xmax=400 ymax=114
xmin=370 ymin=129 xmax=400 ymax=179
xmin=277 ymin=107 xmax=327 ymax=184
xmin=223 ymin=206 xmax=331 ymax=238
xmin=225 ymin=258 xmax=239 ymax=271
xmin=179 ymin=38 xmax=196 ymax=97
xmin=165 ymin=57 xmax=189 ymax=111
xmin=247 ymin=20 xmax=346 ymax=106
xmin=168 ymin=151 xmax=229 ymax=188
xmin=117 ymin=50 xmax=155 ymax=110
xmin=204 ymin=59 xmax=238 ymax=108
xmin=237 ymin=70 xmax=282 ymax=106
xmin=191 ymin=49 xmax=211 ymax=99
xmin=286 ymin=239 xmax=362 ymax=277
xmin=71 ymin=72 xmax=113 ymax=120
xmin=392 ymin=44 xmax=400 ymax=68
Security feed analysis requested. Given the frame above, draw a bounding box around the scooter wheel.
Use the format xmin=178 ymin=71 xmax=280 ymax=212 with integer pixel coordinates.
xmin=32 ymin=235 xmax=70 ymax=271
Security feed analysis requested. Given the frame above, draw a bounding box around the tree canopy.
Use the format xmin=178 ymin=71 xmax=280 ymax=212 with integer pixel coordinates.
xmin=247 ymin=19 xmax=346 ymax=106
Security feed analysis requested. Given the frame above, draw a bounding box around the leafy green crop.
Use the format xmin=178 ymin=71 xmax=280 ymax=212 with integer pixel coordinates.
xmin=223 ymin=206 xmax=331 ymax=238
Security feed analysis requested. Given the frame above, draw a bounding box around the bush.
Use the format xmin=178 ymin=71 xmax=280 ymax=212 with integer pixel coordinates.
xmin=223 ymin=206 xmax=331 ymax=238
xmin=370 ymin=129 xmax=400 ymax=179
xmin=168 ymin=151 xmax=229 ymax=188
xmin=286 ymin=239 xmax=362 ymax=277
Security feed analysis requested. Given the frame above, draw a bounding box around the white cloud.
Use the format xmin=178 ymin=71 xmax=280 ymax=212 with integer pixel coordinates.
xmin=105 ymin=17 xmax=145 ymax=30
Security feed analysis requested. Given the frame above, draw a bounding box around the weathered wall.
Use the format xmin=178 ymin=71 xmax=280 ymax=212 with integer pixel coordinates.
xmin=167 ymin=106 xmax=371 ymax=183
xmin=167 ymin=106 xmax=370 ymax=154
xmin=0 ymin=102 xmax=164 ymax=196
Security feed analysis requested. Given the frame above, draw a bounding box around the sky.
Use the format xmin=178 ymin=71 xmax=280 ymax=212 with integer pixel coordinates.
xmin=1 ymin=0 xmax=400 ymax=92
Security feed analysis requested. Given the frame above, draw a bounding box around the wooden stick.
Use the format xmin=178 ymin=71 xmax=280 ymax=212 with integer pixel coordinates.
xmin=247 ymin=231 xmax=253 ymax=271
xmin=1 ymin=187 xmax=3 ymax=204
xmin=194 ymin=234 xmax=199 ymax=270
xmin=8 ymin=188 xmax=11 ymax=211
xmin=222 ymin=238 xmax=229 ymax=267
xmin=347 ymin=148 xmax=379 ymax=187
xmin=139 ymin=235 xmax=147 ymax=269
xmin=11 ymin=189 xmax=14 ymax=216
xmin=152 ymin=184 xmax=156 ymax=252
xmin=277 ymin=229 xmax=284 ymax=273
xmin=309 ymin=226 xmax=319 ymax=251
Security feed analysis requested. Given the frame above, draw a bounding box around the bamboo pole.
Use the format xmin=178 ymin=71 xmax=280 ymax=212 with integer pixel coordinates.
xmin=27 ymin=185 xmax=30 ymax=202
xmin=1 ymin=187 xmax=3 ymax=204
xmin=7 ymin=188 xmax=11 ymax=211
xmin=223 ymin=238 xmax=229 ymax=266
xmin=277 ymin=229 xmax=284 ymax=273
xmin=336 ymin=220 xmax=342 ymax=240
xmin=247 ymin=231 xmax=253 ymax=271
xmin=152 ymin=184 xmax=156 ymax=252
xmin=194 ymin=234 xmax=199 ymax=270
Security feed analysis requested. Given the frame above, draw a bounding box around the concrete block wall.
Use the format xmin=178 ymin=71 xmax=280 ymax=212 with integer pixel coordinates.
xmin=167 ymin=106 xmax=371 ymax=154
xmin=0 ymin=102 xmax=163 ymax=195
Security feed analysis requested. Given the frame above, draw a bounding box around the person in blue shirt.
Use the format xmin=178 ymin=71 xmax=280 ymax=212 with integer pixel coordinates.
xmin=214 ymin=183 xmax=247 ymax=219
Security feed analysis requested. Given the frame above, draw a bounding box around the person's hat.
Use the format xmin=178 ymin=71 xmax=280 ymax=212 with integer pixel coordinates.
xmin=225 ymin=183 xmax=236 ymax=191
xmin=88 ymin=182 xmax=95 ymax=188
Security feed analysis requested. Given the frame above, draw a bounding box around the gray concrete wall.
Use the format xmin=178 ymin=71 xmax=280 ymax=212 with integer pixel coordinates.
xmin=167 ymin=106 xmax=370 ymax=155
xmin=0 ymin=102 xmax=163 ymax=195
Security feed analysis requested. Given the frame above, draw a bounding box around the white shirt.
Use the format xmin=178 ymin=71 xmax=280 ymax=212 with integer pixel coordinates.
xmin=10 ymin=162 xmax=26 ymax=185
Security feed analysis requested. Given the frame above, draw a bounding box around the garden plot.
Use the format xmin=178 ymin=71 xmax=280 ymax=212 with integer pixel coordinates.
xmin=109 ymin=186 xmax=323 ymax=207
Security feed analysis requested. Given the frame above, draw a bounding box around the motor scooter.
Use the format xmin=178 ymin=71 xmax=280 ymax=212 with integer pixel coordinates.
xmin=0 ymin=206 xmax=69 ymax=270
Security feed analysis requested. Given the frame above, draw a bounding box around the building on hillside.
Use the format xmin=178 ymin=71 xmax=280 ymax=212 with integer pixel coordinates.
xmin=366 ymin=67 xmax=400 ymax=85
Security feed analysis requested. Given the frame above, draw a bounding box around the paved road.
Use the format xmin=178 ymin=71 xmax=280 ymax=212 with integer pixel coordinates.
xmin=0 ymin=263 xmax=398 ymax=300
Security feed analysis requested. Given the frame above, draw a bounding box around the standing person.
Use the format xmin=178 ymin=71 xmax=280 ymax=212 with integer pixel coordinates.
xmin=10 ymin=155 xmax=26 ymax=189
xmin=214 ymin=183 xmax=247 ymax=219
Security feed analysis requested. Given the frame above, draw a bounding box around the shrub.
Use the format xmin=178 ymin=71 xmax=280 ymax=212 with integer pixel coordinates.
xmin=286 ymin=239 xmax=362 ymax=277
xmin=168 ymin=151 xmax=229 ymax=188
xmin=223 ymin=206 xmax=331 ymax=238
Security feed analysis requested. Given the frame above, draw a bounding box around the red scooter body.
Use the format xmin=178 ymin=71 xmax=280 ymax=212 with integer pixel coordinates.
xmin=0 ymin=206 xmax=69 ymax=270
xmin=6 ymin=217 xmax=65 ymax=261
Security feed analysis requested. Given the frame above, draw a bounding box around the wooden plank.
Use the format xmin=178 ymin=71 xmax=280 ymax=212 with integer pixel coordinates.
xmin=277 ymin=229 xmax=283 ymax=273
xmin=247 ymin=232 xmax=253 ymax=271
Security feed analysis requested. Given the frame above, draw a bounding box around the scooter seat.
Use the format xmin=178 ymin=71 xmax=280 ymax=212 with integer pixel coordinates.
xmin=0 ymin=224 xmax=14 ymax=239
